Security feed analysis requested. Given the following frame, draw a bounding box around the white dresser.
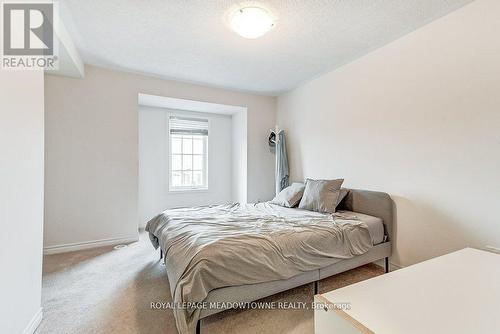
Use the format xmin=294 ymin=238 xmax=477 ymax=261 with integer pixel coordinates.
xmin=315 ymin=248 xmax=500 ymax=334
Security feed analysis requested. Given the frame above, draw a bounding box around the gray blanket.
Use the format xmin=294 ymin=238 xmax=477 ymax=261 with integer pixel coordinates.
xmin=145 ymin=203 xmax=373 ymax=334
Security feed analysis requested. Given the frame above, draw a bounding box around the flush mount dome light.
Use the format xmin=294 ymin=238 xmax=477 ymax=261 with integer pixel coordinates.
xmin=229 ymin=6 xmax=275 ymax=39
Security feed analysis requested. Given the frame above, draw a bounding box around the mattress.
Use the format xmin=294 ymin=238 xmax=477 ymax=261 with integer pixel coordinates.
xmin=337 ymin=210 xmax=385 ymax=245
xmin=262 ymin=205 xmax=385 ymax=245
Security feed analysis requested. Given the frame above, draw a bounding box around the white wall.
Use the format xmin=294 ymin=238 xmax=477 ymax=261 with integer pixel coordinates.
xmin=138 ymin=107 xmax=233 ymax=225
xmin=232 ymin=110 xmax=248 ymax=203
xmin=0 ymin=71 xmax=44 ymax=333
xmin=44 ymin=65 xmax=275 ymax=249
xmin=277 ymin=0 xmax=500 ymax=267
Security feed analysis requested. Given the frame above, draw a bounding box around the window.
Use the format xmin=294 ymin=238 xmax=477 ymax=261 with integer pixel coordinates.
xmin=169 ymin=116 xmax=208 ymax=191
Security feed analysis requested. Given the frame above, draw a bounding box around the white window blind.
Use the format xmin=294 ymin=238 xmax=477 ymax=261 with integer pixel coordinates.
xmin=169 ymin=116 xmax=209 ymax=136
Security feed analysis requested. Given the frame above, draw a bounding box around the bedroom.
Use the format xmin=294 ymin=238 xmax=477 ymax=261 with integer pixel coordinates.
xmin=1 ymin=0 xmax=499 ymax=333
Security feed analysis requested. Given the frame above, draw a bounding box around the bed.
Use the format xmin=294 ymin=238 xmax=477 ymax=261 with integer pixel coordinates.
xmin=146 ymin=188 xmax=393 ymax=334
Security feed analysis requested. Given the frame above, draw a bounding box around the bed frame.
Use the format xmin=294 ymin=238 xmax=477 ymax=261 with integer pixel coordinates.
xmin=161 ymin=189 xmax=394 ymax=334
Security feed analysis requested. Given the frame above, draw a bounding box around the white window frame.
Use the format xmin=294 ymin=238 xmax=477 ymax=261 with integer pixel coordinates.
xmin=168 ymin=114 xmax=209 ymax=192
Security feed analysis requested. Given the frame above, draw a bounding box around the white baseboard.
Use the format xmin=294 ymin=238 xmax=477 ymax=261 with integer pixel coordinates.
xmin=44 ymin=235 xmax=138 ymax=255
xmin=23 ymin=308 xmax=42 ymax=334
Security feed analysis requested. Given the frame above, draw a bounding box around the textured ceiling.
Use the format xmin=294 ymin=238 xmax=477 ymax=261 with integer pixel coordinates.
xmin=60 ymin=0 xmax=474 ymax=95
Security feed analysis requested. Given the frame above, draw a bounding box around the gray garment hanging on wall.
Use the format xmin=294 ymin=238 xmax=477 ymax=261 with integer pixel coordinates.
xmin=275 ymin=130 xmax=289 ymax=195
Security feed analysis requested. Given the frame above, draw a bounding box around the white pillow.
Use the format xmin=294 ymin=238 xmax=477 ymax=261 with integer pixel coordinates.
xmin=270 ymin=183 xmax=305 ymax=208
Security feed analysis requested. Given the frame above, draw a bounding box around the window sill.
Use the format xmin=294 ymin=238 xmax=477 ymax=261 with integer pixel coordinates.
xmin=168 ymin=188 xmax=209 ymax=194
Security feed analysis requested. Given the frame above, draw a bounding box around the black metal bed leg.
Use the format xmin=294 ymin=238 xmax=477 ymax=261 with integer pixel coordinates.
xmin=314 ymin=281 xmax=319 ymax=295
xmin=384 ymin=257 xmax=389 ymax=273
xmin=196 ymin=319 xmax=201 ymax=334
xmin=160 ymin=249 xmax=163 ymax=260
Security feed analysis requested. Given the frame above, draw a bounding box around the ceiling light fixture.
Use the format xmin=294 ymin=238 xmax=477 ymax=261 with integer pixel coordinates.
xmin=228 ymin=6 xmax=276 ymax=39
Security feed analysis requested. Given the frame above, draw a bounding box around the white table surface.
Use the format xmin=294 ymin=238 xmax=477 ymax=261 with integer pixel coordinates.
xmin=319 ymin=248 xmax=500 ymax=334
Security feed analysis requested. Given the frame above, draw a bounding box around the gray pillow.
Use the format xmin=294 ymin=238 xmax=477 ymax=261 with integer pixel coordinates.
xmin=298 ymin=178 xmax=344 ymax=213
xmin=270 ymin=183 xmax=305 ymax=208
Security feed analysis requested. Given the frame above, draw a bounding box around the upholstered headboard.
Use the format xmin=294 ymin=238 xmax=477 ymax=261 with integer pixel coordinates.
xmin=338 ymin=188 xmax=394 ymax=242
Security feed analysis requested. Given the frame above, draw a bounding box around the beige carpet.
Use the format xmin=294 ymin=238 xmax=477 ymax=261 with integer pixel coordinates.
xmin=37 ymin=232 xmax=382 ymax=334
